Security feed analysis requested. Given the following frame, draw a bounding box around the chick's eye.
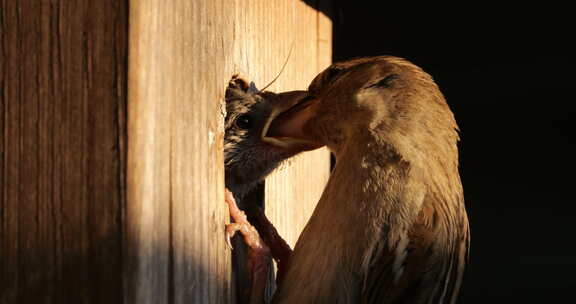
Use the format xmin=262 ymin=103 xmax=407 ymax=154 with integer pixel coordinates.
xmin=235 ymin=114 xmax=253 ymax=130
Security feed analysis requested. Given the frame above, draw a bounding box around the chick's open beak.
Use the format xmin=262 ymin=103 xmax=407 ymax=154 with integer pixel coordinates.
xmin=261 ymin=91 xmax=323 ymax=151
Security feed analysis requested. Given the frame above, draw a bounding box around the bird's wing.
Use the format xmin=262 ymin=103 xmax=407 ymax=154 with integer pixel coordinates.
xmin=361 ymin=194 xmax=469 ymax=304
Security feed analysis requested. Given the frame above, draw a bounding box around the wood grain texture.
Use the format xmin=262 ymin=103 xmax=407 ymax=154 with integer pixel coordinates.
xmin=227 ymin=1 xmax=333 ymax=301
xmin=261 ymin=2 xmax=333 ymax=251
xmin=126 ymin=1 xmax=233 ymax=303
xmin=127 ymin=0 xmax=331 ymax=303
xmin=1 ymin=0 xmax=331 ymax=303
xmin=0 ymin=1 xmax=128 ymax=303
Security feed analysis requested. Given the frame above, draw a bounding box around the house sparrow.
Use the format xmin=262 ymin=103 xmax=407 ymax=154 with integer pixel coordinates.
xmin=261 ymin=56 xmax=470 ymax=303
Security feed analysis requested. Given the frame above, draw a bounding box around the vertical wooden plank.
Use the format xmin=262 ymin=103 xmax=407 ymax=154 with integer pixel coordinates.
xmin=0 ymin=1 xmax=127 ymax=303
xmin=37 ymin=2 xmax=57 ymax=301
xmin=169 ymin=1 xmax=233 ymax=303
xmin=126 ymin=1 xmax=234 ymax=303
xmin=83 ymin=1 xmax=128 ymax=302
xmin=17 ymin=1 xmax=45 ymax=302
xmin=254 ymin=2 xmax=331 ymax=251
xmin=0 ymin=2 xmax=21 ymax=300
xmin=125 ymin=1 xmax=172 ymax=302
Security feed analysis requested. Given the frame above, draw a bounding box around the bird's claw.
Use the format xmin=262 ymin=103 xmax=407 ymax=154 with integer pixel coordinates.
xmin=224 ymin=188 xmax=275 ymax=304
xmin=225 ymin=222 xmax=244 ymax=250
xmin=225 ymin=226 xmax=235 ymax=250
xmin=224 ymin=188 xmax=268 ymax=254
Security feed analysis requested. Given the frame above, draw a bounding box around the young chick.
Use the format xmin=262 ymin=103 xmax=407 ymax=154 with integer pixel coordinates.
xmin=224 ymin=77 xmax=310 ymax=303
xmin=263 ymin=57 xmax=470 ymax=303
xmin=225 ymin=77 xmax=309 ymax=200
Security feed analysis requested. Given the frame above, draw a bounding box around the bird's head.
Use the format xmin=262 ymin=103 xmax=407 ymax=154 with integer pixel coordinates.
xmin=224 ymin=76 xmax=315 ymax=197
xmin=265 ymin=56 xmax=459 ymax=162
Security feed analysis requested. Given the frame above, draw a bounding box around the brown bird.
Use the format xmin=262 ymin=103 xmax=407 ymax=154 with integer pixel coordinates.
xmin=224 ymin=76 xmax=314 ymax=303
xmin=259 ymin=56 xmax=470 ymax=303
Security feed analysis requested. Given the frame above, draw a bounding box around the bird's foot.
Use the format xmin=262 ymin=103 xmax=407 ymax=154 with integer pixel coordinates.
xmin=225 ymin=188 xmax=270 ymax=303
xmin=225 ymin=189 xmax=269 ymax=254
xmin=247 ymin=206 xmax=293 ymax=285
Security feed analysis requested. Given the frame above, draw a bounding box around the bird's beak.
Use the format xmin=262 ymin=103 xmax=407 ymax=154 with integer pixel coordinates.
xmin=261 ymin=91 xmax=324 ymax=151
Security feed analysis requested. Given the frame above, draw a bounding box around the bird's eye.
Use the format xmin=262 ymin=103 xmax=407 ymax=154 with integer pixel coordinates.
xmin=235 ymin=114 xmax=253 ymax=130
xmin=366 ymin=74 xmax=400 ymax=89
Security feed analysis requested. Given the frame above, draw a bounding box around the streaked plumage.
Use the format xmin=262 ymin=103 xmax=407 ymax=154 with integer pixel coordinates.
xmin=225 ymin=76 xmax=308 ymax=200
xmin=264 ymin=56 xmax=470 ymax=303
xmin=224 ymin=77 xmax=305 ymax=304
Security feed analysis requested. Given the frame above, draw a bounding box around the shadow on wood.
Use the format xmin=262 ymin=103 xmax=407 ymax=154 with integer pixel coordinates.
xmin=0 ymin=1 xmax=127 ymax=302
xmin=0 ymin=1 xmax=332 ymax=303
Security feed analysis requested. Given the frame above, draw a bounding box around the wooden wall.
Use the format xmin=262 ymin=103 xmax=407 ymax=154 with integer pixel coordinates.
xmin=264 ymin=1 xmax=333 ymax=249
xmin=0 ymin=1 xmax=127 ymax=303
xmin=0 ymin=1 xmax=128 ymax=303
xmin=1 ymin=1 xmax=331 ymax=303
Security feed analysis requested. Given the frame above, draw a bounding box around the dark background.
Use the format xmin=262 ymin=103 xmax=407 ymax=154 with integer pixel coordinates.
xmin=330 ymin=2 xmax=576 ymax=303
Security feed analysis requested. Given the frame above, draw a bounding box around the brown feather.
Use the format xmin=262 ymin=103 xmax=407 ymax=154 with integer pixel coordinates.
xmin=271 ymin=56 xmax=469 ymax=303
